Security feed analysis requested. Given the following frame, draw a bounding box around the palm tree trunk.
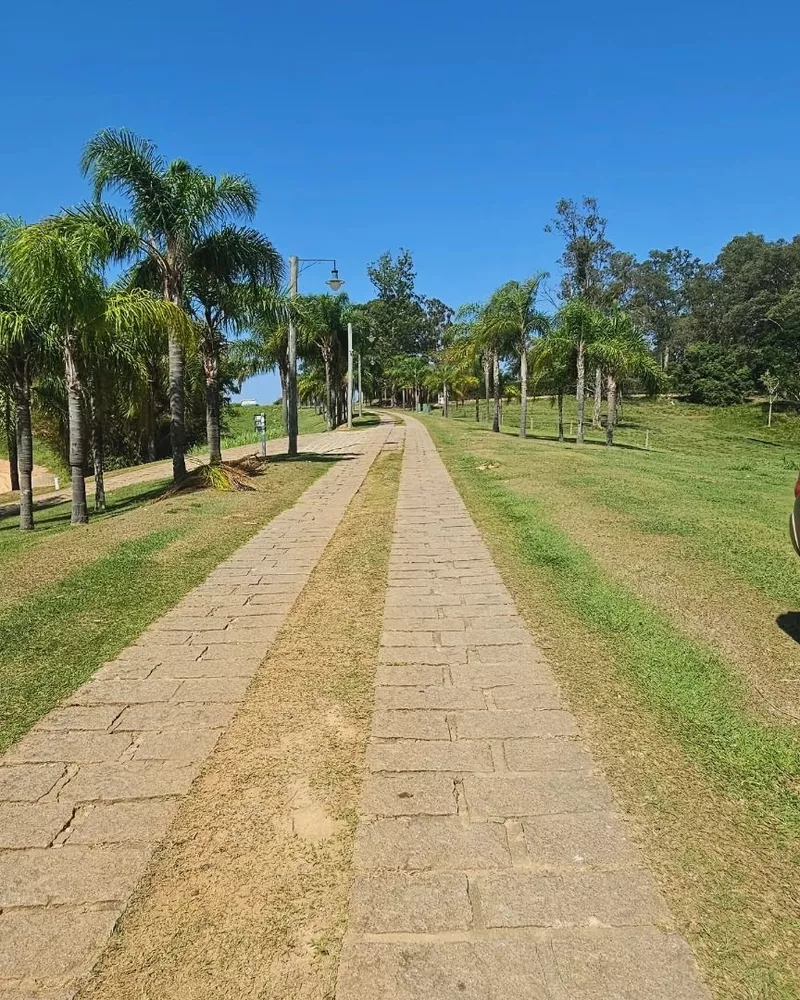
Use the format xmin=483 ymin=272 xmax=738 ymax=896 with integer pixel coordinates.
xmin=575 ymin=341 xmax=586 ymax=444
xmin=64 ymin=334 xmax=88 ymax=525
xmin=90 ymin=393 xmax=106 ymax=512
xmin=592 ymin=367 xmax=602 ymax=428
xmin=203 ymin=338 xmax=222 ymax=465
xmin=606 ymin=373 xmax=617 ymax=446
xmin=278 ymin=361 xmax=289 ymax=434
xmin=4 ymin=394 xmax=19 ymax=492
xmin=484 ymin=355 xmax=491 ymax=423
xmin=557 ymin=390 xmax=565 ymax=442
xmin=12 ymin=363 xmax=33 ymax=530
xmin=167 ymin=333 xmax=187 ymax=482
xmin=492 ymin=351 xmax=501 ymax=433
xmin=519 ymin=343 xmax=528 ymax=439
xmin=443 ymin=383 xmax=449 ymax=418
xmin=475 ymin=396 xmax=480 ymax=422
xmin=323 ymin=354 xmax=333 ymax=431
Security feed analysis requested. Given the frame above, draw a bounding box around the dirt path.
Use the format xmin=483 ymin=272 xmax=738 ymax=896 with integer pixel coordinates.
xmin=0 ymin=420 xmax=393 ymax=998
xmin=335 ymin=415 xmax=710 ymax=999
xmin=0 ymin=460 xmax=51 ymax=495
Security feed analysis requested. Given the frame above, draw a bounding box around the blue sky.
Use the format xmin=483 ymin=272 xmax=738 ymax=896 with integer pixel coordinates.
xmin=4 ymin=0 xmax=799 ymax=402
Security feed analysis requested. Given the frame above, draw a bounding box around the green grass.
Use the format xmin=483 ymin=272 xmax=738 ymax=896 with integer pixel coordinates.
xmin=0 ymin=456 xmax=334 ymax=751
xmin=418 ymin=402 xmax=800 ymax=997
xmin=188 ymin=403 xmax=327 ymax=457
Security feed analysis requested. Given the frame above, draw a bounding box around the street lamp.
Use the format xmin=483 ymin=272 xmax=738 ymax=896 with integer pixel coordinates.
xmin=287 ymin=256 xmax=345 ymax=456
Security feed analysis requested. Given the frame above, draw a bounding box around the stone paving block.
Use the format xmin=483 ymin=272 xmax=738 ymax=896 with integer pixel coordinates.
xmin=150 ymin=656 xmax=257 ymax=679
xmin=354 ymin=816 xmax=511 ymax=871
xmin=155 ymin=615 xmax=231 ymax=633
xmin=91 ymin=659 xmax=156 ymax=681
xmin=69 ymin=799 xmax=179 ymax=845
xmin=478 ymin=870 xmax=670 ymax=927
xmin=491 ymin=683 xmax=563 ymax=711
xmin=386 ymin=592 xmax=463 ymax=607
xmin=374 ymin=685 xmax=485 ymax=710
xmin=379 ymin=646 xmax=467 ymax=665
xmin=374 ymin=662 xmax=446 ymax=687
xmin=59 ymin=761 xmax=199 ymax=802
xmin=380 ymin=630 xmax=438 ymax=647
xmin=0 ymin=803 xmax=73 ymax=848
xmin=371 ymin=710 xmax=450 ymax=740
xmin=349 ymin=873 xmax=472 ymax=933
xmin=449 ymin=662 xmax=557 ymax=688
xmin=0 ymin=906 xmax=120 ymax=980
xmin=36 ymin=705 xmax=123 ymax=731
xmin=2 ymin=731 xmax=133 ymax=764
xmin=134 ymin=727 xmax=222 ymax=761
xmin=68 ymin=678 xmax=182 ymax=706
xmin=454 ymin=709 xmax=578 ymax=739
xmin=522 ymin=811 xmax=641 ymax=867
xmin=135 ymin=630 xmax=193 ymax=646
xmin=361 ymin=774 xmax=457 ymax=816
xmin=336 ymin=940 xmax=549 ymax=1000
xmin=503 ymin=737 xmax=594 ymax=772
xmin=0 ymin=764 xmax=64 ymax=802
xmin=0 ymin=845 xmax=150 ymax=906
xmin=172 ymin=676 xmax=250 ymax=703
xmin=367 ymin=739 xmax=493 ymax=773
xmin=440 ymin=629 xmax=533 ymax=647
xmin=112 ymin=702 xmax=237 ymax=731
xmin=465 ymin=772 xmax=612 ymax=818
xmin=547 ymin=927 xmax=710 ymax=998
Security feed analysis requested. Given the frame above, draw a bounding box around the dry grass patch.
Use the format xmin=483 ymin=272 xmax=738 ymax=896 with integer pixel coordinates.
xmin=77 ymin=450 xmax=402 ymax=1000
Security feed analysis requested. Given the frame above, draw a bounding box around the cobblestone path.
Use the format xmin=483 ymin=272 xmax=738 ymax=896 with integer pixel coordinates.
xmin=0 ymin=421 xmax=393 ymax=999
xmin=336 ymin=415 xmax=709 ymax=1000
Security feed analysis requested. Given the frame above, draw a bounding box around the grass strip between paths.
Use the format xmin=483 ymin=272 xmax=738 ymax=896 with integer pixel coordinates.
xmin=0 ymin=457 xmax=333 ymax=753
xmin=78 ymin=449 xmax=402 ymax=1000
xmin=422 ymin=416 xmax=800 ymax=1000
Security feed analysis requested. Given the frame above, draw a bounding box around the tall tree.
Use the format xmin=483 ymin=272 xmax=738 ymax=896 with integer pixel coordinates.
xmin=482 ymin=274 xmax=548 ymax=439
xmin=188 ymin=227 xmax=282 ymax=463
xmin=80 ymin=127 xmax=259 ymax=481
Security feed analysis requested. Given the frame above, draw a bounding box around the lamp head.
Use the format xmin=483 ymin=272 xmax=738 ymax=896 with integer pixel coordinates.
xmin=326 ymin=266 xmax=345 ymax=292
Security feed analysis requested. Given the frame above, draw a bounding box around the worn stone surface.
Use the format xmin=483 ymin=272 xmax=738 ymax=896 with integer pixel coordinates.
xmin=336 ymin=414 xmax=709 ymax=1000
xmin=349 ymin=873 xmax=472 ymax=933
xmin=0 ymin=421 xmax=394 ymax=996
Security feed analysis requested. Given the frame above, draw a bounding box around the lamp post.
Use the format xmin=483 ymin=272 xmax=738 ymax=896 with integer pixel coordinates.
xmin=287 ymin=256 xmax=344 ymax=456
xmin=347 ymin=322 xmax=354 ymax=430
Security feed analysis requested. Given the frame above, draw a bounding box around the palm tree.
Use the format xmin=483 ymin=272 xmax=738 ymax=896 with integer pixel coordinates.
xmin=188 ymin=228 xmax=283 ymax=463
xmin=4 ymin=217 xmax=190 ymax=524
xmin=79 ymin=127 xmax=259 ymax=481
xmin=482 ymin=275 xmax=548 ymax=438
xmin=229 ymin=289 xmax=293 ymax=431
xmin=0 ymin=222 xmax=56 ymax=529
xmin=589 ymin=308 xmax=663 ymax=446
xmin=300 ymin=293 xmax=349 ymax=430
xmin=531 ymin=331 xmax=574 ymax=442
xmin=555 ymin=298 xmax=603 ymax=444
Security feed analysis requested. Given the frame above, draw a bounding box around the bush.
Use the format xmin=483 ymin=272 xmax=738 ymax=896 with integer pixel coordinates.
xmin=675 ymin=343 xmax=754 ymax=406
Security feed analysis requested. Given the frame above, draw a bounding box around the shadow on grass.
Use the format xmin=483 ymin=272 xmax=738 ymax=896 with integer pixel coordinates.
xmin=0 ymin=481 xmax=173 ymax=530
xmin=449 ymin=421 xmax=651 ymax=453
xmin=776 ymin=612 xmax=800 ymax=644
xmin=268 ymin=452 xmax=350 ymax=464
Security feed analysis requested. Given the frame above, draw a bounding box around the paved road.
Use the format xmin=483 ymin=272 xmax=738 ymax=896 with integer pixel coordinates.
xmin=335 ymin=414 xmax=709 ymax=999
xmin=0 ymin=420 xmax=395 ymax=999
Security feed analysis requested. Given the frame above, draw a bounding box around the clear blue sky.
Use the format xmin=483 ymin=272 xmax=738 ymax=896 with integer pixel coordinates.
xmin=4 ymin=0 xmax=799 ymax=402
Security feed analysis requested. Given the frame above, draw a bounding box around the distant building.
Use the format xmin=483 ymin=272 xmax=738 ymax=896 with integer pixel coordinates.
xmin=239 ymin=399 xmax=259 ymax=406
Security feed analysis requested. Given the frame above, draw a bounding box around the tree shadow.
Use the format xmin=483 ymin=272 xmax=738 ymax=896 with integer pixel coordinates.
xmin=268 ymin=452 xmax=350 ymax=465
xmin=776 ymin=612 xmax=800 ymax=644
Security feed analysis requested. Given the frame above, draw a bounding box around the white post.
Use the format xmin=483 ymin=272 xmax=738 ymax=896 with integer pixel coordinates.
xmin=358 ymin=353 xmax=363 ymax=418
xmin=645 ymin=429 xmax=650 ymax=450
xmin=347 ymin=322 xmax=354 ymax=430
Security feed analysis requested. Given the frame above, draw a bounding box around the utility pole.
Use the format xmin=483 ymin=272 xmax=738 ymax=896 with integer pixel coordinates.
xmin=347 ymin=321 xmax=354 ymax=429
xmin=358 ymin=353 xmax=363 ymax=418
xmin=287 ymin=254 xmax=299 ymax=457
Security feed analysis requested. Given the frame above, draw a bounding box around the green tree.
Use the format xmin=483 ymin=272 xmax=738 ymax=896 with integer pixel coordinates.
xmin=482 ymin=274 xmax=548 ymax=438
xmin=80 ymin=127 xmax=260 ymax=481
